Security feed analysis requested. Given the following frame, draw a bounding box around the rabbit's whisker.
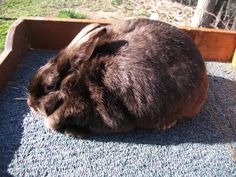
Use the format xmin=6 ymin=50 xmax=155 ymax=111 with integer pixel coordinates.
xmin=9 ymin=86 xmax=19 ymax=90
xmin=14 ymin=98 xmax=28 ymax=101
xmin=18 ymin=64 xmax=37 ymax=71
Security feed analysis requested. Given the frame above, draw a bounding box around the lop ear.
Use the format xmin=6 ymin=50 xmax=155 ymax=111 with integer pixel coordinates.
xmin=66 ymin=23 xmax=107 ymax=61
xmin=68 ymin=23 xmax=102 ymax=48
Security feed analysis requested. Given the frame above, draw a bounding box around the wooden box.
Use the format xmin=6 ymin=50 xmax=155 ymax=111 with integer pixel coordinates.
xmin=0 ymin=17 xmax=236 ymax=91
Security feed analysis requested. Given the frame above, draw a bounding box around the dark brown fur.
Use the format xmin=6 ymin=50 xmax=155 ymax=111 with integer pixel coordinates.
xmin=28 ymin=18 xmax=208 ymax=137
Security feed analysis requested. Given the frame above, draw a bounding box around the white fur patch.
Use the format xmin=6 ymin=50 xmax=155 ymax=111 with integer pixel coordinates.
xmin=44 ymin=117 xmax=58 ymax=130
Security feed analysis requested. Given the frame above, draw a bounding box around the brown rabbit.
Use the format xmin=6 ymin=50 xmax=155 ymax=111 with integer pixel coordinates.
xmin=27 ymin=18 xmax=208 ymax=137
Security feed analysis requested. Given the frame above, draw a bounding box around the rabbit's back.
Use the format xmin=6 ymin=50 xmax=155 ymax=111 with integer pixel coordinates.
xmin=91 ymin=19 xmax=208 ymax=128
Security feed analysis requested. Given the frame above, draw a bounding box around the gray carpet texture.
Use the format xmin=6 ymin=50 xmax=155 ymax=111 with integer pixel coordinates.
xmin=0 ymin=50 xmax=236 ymax=177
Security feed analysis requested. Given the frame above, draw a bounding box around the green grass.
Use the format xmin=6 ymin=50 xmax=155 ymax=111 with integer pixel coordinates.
xmin=138 ymin=11 xmax=151 ymax=17
xmin=111 ymin=0 xmax=122 ymax=6
xmin=0 ymin=0 xmax=88 ymax=51
xmin=0 ymin=0 xmax=109 ymax=51
xmin=57 ymin=10 xmax=87 ymax=19
xmin=0 ymin=21 xmax=13 ymax=51
xmin=0 ymin=0 xmax=144 ymax=52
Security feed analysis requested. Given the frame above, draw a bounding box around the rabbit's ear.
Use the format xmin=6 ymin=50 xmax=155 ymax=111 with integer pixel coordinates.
xmin=66 ymin=24 xmax=107 ymax=61
xmin=68 ymin=23 xmax=102 ymax=48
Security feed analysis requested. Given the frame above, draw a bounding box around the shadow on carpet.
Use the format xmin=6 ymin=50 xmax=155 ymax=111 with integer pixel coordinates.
xmin=0 ymin=50 xmax=235 ymax=176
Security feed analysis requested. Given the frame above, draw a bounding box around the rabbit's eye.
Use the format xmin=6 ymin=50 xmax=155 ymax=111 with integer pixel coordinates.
xmin=45 ymin=83 xmax=56 ymax=93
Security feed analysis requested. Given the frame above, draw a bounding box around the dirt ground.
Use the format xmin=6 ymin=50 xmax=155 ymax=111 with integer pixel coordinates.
xmin=75 ymin=0 xmax=195 ymax=26
xmin=0 ymin=0 xmax=196 ymax=51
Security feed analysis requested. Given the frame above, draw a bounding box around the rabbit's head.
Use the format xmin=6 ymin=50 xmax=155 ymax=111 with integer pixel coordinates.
xmin=27 ymin=24 xmax=107 ymax=116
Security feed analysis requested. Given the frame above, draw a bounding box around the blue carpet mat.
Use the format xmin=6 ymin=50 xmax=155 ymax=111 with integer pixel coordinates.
xmin=0 ymin=50 xmax=236 ymax=176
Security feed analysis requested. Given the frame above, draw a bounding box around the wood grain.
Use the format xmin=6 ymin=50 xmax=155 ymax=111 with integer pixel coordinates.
xmin=26 ymin=17 xmax=110 ymax=50
xmin=0 ymin=18 xmax=28 ymax=91
xmin=232 ymin=49 xmax=236 ymax=69
xmin=180 ymin=26 xmax=236 ymax=61
xmin=24 ymin=17 xmax=236 ymax=61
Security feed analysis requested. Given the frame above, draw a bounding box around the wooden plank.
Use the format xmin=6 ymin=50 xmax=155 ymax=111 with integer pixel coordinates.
xmin=24 ymin=17 xmax=236 ymax=61
xmin=180 ymin=26 xmax=236 ymax=61
xmin=232 ymin=49 xmax=236 ymax=69
xmin=0 ymin=18 xmax=29 ymax=91
xmin=25 ymin=17 xmax=110 ymax=50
